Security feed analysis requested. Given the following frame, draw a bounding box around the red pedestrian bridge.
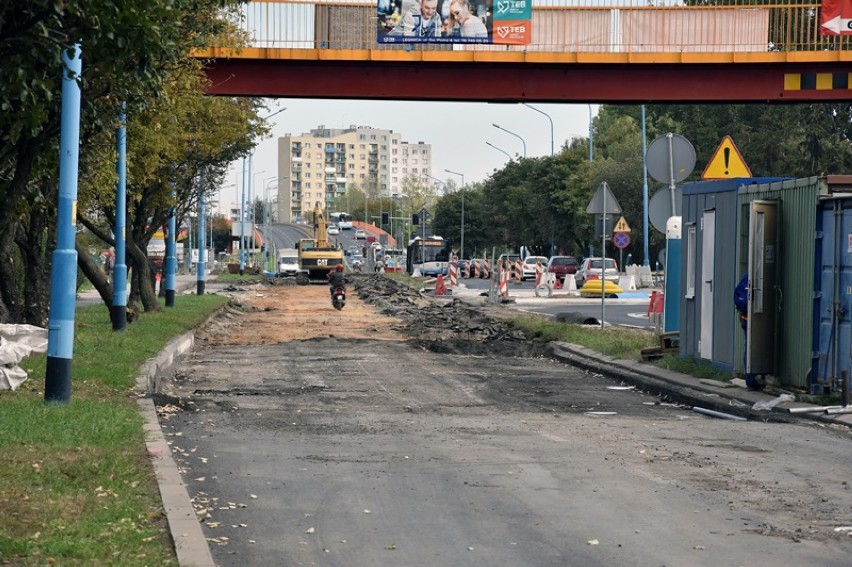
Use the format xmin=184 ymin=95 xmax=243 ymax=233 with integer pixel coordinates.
xmin=194 ymin=0 xmax=852 ymax=102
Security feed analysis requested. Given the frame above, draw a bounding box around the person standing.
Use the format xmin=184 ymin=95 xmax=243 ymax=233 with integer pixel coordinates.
xmin=734 ymin=273 xmax=764 ymax=391
xmin=388 ymin=0 xmax=443 ymax=37
xmin=445 ymin=0 xmax=488 ymax=38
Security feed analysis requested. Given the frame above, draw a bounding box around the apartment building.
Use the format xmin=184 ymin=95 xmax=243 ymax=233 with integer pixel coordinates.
xmin=276 ymin=125 xmax=431 ymax=222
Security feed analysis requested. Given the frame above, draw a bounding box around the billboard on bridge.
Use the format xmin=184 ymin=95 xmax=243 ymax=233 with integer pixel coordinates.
xmin=377 ymin=0 xmax=531 ymax=45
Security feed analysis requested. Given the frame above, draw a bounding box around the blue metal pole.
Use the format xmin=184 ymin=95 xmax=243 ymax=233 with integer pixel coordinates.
xmin=197 ymin=182 xmax=206 ymax=295
xmin=164 ymin=188 xmax=177 ymax=307
xmin=45 ymin=45 xmax=82 ymax=404
xmin=111 ymin=102 xmax=128 ymax=331
xmin=239 ymin=157 xmax=247 ymax=275
xmin=641 ymin=105 xmax=650 ymax=267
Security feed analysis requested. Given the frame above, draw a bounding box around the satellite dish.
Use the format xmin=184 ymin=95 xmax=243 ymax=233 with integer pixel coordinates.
xmin=649 ymin=187 xmax=682 ymax=233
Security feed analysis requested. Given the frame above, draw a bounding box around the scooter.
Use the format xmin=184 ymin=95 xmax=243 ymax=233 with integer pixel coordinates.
xmin=331 ymin=286 xmax=346 ymax=310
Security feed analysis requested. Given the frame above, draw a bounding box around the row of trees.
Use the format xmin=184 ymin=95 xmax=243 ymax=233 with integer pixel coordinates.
xmin=432 ymin=103 xmax=852 ymax=265
xmin=1 ymin=1 xmax=267 ymax=325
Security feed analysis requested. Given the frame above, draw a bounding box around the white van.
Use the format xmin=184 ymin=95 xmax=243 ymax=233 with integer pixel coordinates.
xmin=278 ymin=249 xmax=300 ymax=277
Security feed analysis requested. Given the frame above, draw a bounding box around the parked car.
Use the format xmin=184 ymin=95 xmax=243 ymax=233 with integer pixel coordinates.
xmin=520 ymin=256 xmax=548 ymax=281
xmin=575 ymin=257 xmax=619 ymax=287
xmin=545 ymin=256 xmax=579 ymax=282
xmin=354 ymin=229 xmax=367 ymax=240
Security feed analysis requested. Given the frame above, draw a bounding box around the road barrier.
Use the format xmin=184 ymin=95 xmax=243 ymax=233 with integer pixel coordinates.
xmin=498 ymin=265 xmax=509 ymax=298
xmin=435 ymin=274 xmax=447 ymax=295
xmin=449 ymin=262 xmax=458 ymax=287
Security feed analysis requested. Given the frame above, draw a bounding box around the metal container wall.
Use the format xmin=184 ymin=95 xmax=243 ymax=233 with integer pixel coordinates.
xmin=737 ymin=176 xmax=825 ymax=389
xmin=813 ymin=197 xmax=852 ymax=395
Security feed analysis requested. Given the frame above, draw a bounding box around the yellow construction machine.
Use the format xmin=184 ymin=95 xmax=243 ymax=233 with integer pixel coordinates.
xmin=296 ymin=202 xmax=344 ymax=283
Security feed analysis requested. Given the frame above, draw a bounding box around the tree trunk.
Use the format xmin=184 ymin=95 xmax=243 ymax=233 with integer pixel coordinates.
xmin=18 ymin=205 xmax=54 ymax=327
xmin=75 ymin=241 xmax=114 ymax=321
xmin=126 ymin=239 xmax=161 ymax=312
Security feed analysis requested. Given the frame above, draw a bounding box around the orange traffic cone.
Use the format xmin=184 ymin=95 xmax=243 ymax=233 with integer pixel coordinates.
xmin=554 ymin=277 xmax=563 ymax=290
xmin=435 ymin=274 xmax=446 ymax=295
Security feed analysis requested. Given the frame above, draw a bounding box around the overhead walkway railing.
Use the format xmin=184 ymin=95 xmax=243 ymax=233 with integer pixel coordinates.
xmin=193 ymin=0 xmax=849 ymax=64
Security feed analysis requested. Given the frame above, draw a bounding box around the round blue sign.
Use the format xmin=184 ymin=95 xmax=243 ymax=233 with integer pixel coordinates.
xmin=612 ymin=231 xmax=631 ymax=250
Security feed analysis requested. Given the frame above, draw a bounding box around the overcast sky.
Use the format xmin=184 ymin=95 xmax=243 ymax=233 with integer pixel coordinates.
xmin=219 ymin=98 xmax=599 ymax=208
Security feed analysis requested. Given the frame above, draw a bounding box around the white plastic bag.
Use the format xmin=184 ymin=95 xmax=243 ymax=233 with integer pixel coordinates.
xmin=752 ymin=393 xmax=795 ymax=411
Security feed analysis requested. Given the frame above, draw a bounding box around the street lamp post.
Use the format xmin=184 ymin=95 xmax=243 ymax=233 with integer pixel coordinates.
xmin=485 ymin=141 xmax=512 ymax=161
xmin=588 ymin=104 xmax=594 ymax=162
xmin=444 ymin=169 xmax=465 ymax=259
xmin=492 ymin=123 xmax=526 ymax=158
xmin=239 ymin=106 xmax=286 ymax=274
xmin=250 ymin=168 xmax=266 ymax=266
xmin=264 ymin=176 xmax=288 ymax=269
xmin=522 ymin=103 xmax=554 ymax=156
xmin=522 ymin=103 xmax=557 ymax=256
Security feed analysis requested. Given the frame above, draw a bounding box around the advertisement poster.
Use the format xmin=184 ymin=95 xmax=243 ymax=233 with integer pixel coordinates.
xmin=377 ymin=0 xmax=531 ymax=45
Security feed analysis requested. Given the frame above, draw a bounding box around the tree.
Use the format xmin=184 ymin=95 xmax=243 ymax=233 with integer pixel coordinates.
xmin=76 ymin=65 xmax=263 ymax=315
xmin=0 ymin=0 xmax=245 ymax=324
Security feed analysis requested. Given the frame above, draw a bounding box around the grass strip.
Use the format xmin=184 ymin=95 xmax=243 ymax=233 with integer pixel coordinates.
xmin=0 ymin=294 xmax=228 ymax=566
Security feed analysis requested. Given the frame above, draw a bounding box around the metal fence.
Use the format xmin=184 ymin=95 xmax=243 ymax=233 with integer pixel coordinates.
xmin=207 ymin=0 xmax=846 ymax=56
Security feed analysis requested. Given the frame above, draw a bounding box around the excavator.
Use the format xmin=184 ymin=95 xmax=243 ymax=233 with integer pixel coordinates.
xmin=296 ymin=202 xmax=344 ymax=284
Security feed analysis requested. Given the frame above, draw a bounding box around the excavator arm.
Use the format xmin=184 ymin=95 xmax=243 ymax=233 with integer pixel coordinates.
xmin=313 ymin=202 xmax=330 ymax=248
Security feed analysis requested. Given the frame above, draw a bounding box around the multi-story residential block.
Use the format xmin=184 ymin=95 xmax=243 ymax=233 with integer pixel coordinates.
xmin=276 ymin=125 xmax=431 ymax=222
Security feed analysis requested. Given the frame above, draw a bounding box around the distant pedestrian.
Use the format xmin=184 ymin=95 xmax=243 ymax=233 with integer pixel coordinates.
xmin=388 ymin=0 xmax=443 ymax=37
xmin=734 ymin=273 xmax=764 ymax=391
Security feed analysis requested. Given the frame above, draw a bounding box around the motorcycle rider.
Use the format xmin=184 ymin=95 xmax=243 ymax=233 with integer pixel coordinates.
xmin=328 ymin=264 xmax=348 ymax=297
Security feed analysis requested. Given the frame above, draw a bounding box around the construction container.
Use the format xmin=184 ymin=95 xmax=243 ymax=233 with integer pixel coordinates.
xmin=735 ymin=177 xmax=831 ymax=389
xmin=812 ymin=183 xmax=852 ymax=397
xmin=679 ymin=177 xmax=785 ymax=372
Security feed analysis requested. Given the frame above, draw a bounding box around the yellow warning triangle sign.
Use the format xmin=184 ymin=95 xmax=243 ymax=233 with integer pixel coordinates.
xmin=613 ymin=216 xmax=631 ymax=233
xmin=702 ymin=136 xmax=752 ymax=179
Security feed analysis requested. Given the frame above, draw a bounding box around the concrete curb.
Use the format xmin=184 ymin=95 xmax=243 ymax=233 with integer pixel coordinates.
xmin=136 ymin=332 xmax=195 ymax=394
xmin=134 ymin=276 xmax=224 ymax=566
xmin=549 ymin=341 xmax=852 ymax=427
xmin=139 ymin=397 xmax=215 ymax=567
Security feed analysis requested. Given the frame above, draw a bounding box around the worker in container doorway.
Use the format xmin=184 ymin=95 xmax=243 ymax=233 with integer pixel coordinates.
xmin=734 ymin=273 xmax=764 ymax=391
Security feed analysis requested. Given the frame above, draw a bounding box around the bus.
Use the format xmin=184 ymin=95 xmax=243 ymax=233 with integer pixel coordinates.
xmin=329 ymin=212 xmax=353 ymax=230
xmin=406 ymin=236 xmax=452 ymax=276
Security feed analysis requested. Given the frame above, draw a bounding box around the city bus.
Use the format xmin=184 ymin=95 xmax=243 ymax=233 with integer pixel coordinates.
xmin=406 ymin=236 xmax=451 ymax=276
xmin=329 ymin=212 xmax=353 ymax=230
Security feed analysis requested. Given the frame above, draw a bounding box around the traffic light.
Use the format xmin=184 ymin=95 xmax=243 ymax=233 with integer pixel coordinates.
xmin=381 ymin=212 xmax=389 ymax=225
xmin=412 ymin=213 xmax=419 ymax=225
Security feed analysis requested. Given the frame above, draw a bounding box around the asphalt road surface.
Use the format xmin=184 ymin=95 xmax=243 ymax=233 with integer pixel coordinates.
xmin=157 ymin=281 xmax=852 ymax=566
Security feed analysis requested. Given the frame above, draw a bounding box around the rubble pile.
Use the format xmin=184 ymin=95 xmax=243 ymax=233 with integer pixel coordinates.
xmin=353 ymin=275 xmax=547 ymax=357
